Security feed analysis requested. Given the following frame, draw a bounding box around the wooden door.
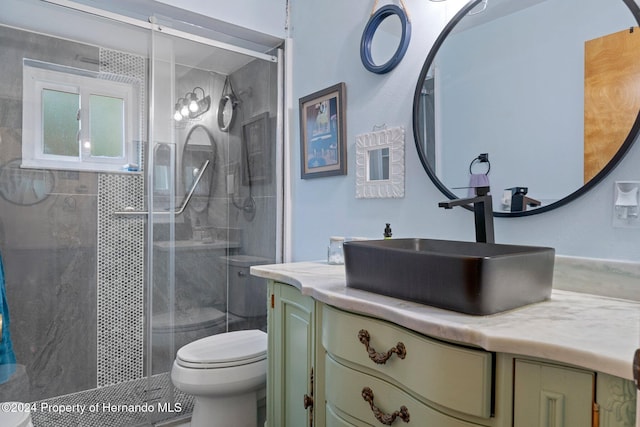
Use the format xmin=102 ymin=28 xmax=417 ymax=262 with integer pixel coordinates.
xmin=584 ymin=27 xmax=640 ymax=183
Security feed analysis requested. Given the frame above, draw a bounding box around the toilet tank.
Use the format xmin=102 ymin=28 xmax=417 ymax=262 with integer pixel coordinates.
xmin=222 ymin=255 xmax=272 ymax=318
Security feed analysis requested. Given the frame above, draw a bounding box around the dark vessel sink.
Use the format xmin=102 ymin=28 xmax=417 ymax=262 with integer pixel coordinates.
xmin=343 ymin=238 xmax=555 ymax=315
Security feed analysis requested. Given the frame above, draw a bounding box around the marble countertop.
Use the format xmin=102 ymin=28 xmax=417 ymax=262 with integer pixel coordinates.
xmin=251 ymin=261 xmax=640 ymax=381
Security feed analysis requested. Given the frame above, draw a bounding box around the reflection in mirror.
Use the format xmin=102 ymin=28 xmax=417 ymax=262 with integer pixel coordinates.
xmin=182 ymin=125 xmax=216 ymax=212
xmin=413 ymin=0 xmax=640 ymax=216
xmin=356 ymin=127 xmax=405 ymax=199
xmin=370 ymin=14 xmax=402 ymax=66
xmin=368 ymin=148 xmax=390 ymax=181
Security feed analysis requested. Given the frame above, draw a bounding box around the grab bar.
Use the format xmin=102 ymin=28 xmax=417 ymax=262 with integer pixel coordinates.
xmin=114 ymin=160 xmax=210 ymax=216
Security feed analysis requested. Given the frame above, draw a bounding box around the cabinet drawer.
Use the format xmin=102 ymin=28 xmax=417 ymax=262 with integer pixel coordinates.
xmin=322 ymin=305 xmax=493 ymax=418
xmin=325 ymin=355 xmax=484 ymax=427
xmin=326 ymin=405 xmax=359 ymax=427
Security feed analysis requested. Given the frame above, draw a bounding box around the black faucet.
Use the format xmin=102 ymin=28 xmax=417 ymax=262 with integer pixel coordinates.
xmin=438 ymin=186 xmax=495 ymax=244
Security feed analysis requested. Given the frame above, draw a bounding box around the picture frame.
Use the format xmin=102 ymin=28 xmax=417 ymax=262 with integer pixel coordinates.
xmin=242 ymin=112 xmax=270 ymax=185
xmin=299 ymin=82 xmax=347 ymax=179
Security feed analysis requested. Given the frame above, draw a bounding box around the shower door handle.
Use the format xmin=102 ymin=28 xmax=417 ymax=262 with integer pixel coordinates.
xmin=113 ymin=160 xmax=209 ymax=216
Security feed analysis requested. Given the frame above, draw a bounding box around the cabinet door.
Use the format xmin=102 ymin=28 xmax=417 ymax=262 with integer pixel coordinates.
xmin=268 ymin=282 xmax=315 ymax=427
xmin=514 ymin=359 xmax=595 ymax=427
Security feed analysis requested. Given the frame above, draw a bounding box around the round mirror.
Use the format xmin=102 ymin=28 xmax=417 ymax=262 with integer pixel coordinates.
xmin=182 ymin=125 xmax=216 ymax=212
xmin=413 ymin=0 xmax=640 ymax=216
xmin=217 ymin=94 xmax=238 ymax=132
xmin=361 ymin=4 xmax=411 ymax=74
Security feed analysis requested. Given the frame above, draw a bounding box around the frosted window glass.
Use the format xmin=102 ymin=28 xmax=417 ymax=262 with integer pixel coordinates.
xmin=90 ymin=95 xmax=124 ymax=157
xmin=42 ymin=89 xmax=79 ymax=156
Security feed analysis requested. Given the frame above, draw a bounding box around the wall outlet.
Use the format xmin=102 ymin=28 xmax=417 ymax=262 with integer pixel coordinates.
xmin=612 ymin=181 xmax=640 ymax=228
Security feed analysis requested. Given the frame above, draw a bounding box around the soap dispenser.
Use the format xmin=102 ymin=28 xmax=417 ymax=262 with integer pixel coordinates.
xmin=383 ymin=223 xmax=392 ymax=239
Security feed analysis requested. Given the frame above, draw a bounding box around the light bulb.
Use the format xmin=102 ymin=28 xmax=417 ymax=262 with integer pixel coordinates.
xmin=189 ymin=99 xmax=199 ymax=113
xmin=180 ymin=104 xmax=189 ymax=117
xmin=174 ymin=110 xmax=183 ymax=121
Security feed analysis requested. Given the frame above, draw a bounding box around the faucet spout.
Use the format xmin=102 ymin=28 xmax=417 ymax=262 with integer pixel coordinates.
xmin=438 ymin=186 xmax=495 ymax=244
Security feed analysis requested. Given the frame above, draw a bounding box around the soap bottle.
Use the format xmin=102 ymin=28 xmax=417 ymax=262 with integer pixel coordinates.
xmin=383 ymin=223 xmax=392 ymax=239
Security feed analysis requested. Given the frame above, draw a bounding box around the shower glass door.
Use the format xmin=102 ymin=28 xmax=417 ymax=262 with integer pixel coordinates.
xmin=145 ymin=16 xmax=282 ymax=425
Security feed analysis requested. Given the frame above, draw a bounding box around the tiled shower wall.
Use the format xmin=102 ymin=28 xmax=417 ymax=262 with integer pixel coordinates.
xmin=0 ymin=26 xmax=148 ymax=400
xmin=0 ymin=26 xmax=101 ymax=402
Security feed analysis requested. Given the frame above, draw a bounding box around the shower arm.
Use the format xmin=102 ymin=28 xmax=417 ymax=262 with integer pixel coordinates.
xmin=113 ymin=160 xmax=210 ymax=216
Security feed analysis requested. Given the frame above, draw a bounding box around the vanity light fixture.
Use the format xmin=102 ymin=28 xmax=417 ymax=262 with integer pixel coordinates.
xmin=173 ymin=87 xmax=211 ymax=122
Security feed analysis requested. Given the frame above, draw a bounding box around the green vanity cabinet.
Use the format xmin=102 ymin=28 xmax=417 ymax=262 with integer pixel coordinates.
xmin=266 ymin=280 xmax=637 ymax=427
xmin=267 ymin=281 xmax=323 ymax=427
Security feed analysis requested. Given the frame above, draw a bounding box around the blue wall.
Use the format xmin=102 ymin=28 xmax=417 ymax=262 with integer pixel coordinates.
xmin=288 ymin=0 xmax=640 ymax=262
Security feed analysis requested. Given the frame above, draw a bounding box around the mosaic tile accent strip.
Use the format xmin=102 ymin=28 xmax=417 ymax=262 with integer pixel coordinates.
xmin=97 ymin=174 xmax=144 ymax=387
xmin=31 ymin=373 xmax=193 ymax=427
xmin=96 ymin=48 xmax=147 ymax=388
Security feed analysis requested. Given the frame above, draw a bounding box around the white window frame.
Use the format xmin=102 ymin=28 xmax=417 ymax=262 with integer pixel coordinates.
xmin=22 ymin=60 xmax=138 ymax=173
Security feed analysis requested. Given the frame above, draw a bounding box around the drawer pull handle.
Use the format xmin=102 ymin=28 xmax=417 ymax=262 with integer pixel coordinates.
xmin=361 ymin=386 xmax=410 ymax=425
xmin=358 ymin=329 xmax=407 ymax=364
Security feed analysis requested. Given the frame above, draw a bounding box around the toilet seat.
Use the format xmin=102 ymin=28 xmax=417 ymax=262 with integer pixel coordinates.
xmin=176 ymin=329 xmax=267 ymax=369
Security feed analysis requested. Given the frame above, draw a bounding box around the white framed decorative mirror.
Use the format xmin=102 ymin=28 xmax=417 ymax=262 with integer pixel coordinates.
xmin=355 ymin=126 xmax=405 ymax=198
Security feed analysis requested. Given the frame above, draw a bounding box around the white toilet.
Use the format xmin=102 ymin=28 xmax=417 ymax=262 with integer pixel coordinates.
xmin=0 ymin=403 xmax=33 ymax=427
xmin=171 ymin=329 xmax=267 ymax=427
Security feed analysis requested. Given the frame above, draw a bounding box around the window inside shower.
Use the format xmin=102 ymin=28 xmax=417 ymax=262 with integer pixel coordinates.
xmin=21 ymin=60 xmax=141 ymax=173
xmin=0 ymin=1 xmax=282 ymax=425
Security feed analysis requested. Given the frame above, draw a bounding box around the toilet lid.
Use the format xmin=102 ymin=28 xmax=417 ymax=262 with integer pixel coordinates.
xmin=0 ymin=403 xmax=32 ymax=427
xmin=176 ymin=329 xmax=267 ymax=369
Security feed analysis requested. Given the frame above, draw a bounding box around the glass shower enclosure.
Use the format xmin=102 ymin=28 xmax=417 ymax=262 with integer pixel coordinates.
xmin=0 ymin=1 xmax=282 ymax=425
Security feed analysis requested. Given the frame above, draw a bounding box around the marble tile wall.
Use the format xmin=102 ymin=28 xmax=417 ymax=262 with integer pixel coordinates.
xmin=0 ymin=26 xmax=100 ymax=402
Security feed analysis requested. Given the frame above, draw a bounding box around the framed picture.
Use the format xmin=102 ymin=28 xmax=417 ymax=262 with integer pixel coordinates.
xmin=242 ymin=112 xmax=270 ymax=185
xmin=299 ymin=82 xmax=347 ymax=179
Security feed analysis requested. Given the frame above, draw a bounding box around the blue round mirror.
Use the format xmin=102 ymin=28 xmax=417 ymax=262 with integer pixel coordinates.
xmin=360 ymin=5 xmax=411 ymax=74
